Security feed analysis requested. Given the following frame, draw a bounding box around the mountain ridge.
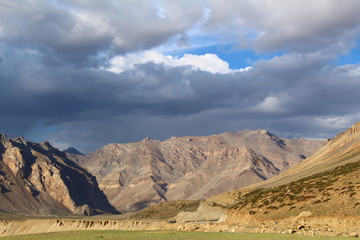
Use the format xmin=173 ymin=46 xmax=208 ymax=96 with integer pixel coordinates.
xmin=185 ymin=121 xmax=360 ymax=226
xmin=68 ymin=129 xmax=325 ymax=212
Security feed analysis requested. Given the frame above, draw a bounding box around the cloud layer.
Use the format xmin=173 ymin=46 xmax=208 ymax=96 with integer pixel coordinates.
xmin=1 ymin=0 xmax=360 ymax=152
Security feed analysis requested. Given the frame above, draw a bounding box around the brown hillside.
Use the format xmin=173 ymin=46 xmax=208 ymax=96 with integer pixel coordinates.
xmin=201 ymin=121 xmax=360 ymax=222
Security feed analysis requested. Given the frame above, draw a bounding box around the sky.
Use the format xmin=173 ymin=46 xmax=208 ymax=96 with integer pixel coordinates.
xmin=1 ymin=0 xmax=360 ymax=153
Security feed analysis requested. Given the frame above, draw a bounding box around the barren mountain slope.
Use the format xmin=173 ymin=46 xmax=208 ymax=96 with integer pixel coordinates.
xmin=69 ymin=129 xmax=325 ymax=212
xmin=0 ymin=134 xmax=117 ymax=216
xmin=204 ymin=121 xmax=360 ymax=222
xmin=246 ymin=121 xmax=360 ymax=189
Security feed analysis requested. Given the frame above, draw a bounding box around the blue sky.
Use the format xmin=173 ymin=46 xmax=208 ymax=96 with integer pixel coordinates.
xmin=1 ymin=0 xmax=360 ymax=152
xmin=166 ymin=44 xmax=284 ymax=70
xmin=337 ymin=38 xmax=360 ymax=65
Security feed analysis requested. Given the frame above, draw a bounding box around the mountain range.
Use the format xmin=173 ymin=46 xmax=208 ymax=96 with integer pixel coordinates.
xmin=67 ymin=129 xmax=325 ymax=212
xmin=2 ymin=122 xmax=360 ymax=236
xmin=0 ymin=128 xmax=327 ymax=216
xmin=172 ymin=121 xmax=360 ymax=233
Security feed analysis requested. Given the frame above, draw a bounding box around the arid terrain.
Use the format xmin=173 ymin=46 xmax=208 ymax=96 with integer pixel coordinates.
xmin=67 ymin=129 xmax=324 ymax=212
xmin=162 ymin=121 xmax=360 ymax=236
xmin=2 ymin=0 xmax=359 ymax=238
xmin=2 ymin=123 xmax=360 ymax=237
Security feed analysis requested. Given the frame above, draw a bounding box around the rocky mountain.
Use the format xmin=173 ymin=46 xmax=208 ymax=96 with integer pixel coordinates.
xmin=0 ymin=134 xmax=118 ymax=216
xmin=188 ymin=121 xmax=360 ymax=228
xmin=68 ymin=129 xmax=325 ymax=212
xmin=64 ymin=147 xmax=83 ymax=156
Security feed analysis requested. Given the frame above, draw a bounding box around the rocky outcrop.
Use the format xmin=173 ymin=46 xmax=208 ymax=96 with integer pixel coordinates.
xmin=0 ymin=134 xmax=118 ymax=215
xmin=68 ymin=129 xmax=325 ymax=212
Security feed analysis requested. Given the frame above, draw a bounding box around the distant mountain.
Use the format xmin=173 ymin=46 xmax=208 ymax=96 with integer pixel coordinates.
xmin=194 ymin=121 xmax=360 ymax=225
xmin=0 ymin=134 xmax=118 ymax=216
xmin=68 ymin=129 xmax=325 ymax=212
xmin=64 ymin=147 xmax=83 ymax=155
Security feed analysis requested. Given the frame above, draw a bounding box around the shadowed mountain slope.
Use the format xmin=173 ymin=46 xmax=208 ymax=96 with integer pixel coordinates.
xmin=0 ymin=134 xmax=118 ymax=216
xmin=64 ymin=147 xmax=83 ymax=156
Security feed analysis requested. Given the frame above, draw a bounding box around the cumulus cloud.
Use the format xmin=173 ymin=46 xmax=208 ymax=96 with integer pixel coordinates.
xmin=2 ymin=42 xmax=360 ymax=152
xmin=50 ymin=141 xmax=70 ymax=151
xmin=107 ymin=50 xmax=251 ymax=74
xmin=206 ymin=0 xmax=360 ymax=53
xmin=0 ymin=0 xmax=204 ymax=65
xmin=251 ymin=96 xmax=287 ymax=113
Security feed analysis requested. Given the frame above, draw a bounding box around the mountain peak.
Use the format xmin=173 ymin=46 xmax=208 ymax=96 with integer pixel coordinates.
xmin=256 ymin=129 xmax=269 ymax=134
xmin=40 ymin=141 xmax=54 ymax=150
xmin=256 ymin=129 xmax=278 ymax=138
xmin=0 ymin=133 xmax=7 ymax=144
xmin=12 ymin=136 xmax=27 ymax=145
xmin=349 ymin=121 xmax=360 ymax=134
xmin=333 ymin=121 xmax=360 ymax=140
xmin=142 ymin=137 xmax=153 ymax=142
xmin=65 ymin=147 xmax=83 ymax=155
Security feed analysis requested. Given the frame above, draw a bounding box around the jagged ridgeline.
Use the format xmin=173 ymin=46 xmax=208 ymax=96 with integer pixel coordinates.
xmin=68 ymin=129 xmax=325 ymax=212
xmin=0 ymin=134 xmax=118 ymax=216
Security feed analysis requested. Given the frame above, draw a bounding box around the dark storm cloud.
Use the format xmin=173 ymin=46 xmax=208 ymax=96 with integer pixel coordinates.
xmin=0 ymin=48 xmax=252 ymax=123
xmin=2 ymin=42 xmax=360 ymax=132
xmin=1 ymin=0 xmax=360 ymax=151
xmin=248 ymin=53 xmax=360 ymax=117
xmin=0 ymin=0 xmax=203 ymax=66
xmin=2 ymin=36 xmax=360 ymax=152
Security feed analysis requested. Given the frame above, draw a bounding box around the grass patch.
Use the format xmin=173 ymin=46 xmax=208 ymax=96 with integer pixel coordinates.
xmin=230 ymin=160 xmax=360 ymax=212
xmin=0 ymin=230 xmax=352 ymax=240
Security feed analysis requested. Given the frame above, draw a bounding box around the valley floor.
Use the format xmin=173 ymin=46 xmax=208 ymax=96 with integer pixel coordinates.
xmin=0 ymin=217 xmax=359 ymax=238
xmin=0 ymin=230 xmax=352 ymax=240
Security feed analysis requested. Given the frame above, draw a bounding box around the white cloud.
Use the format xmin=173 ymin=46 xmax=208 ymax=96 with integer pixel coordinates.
xmin=313 ymin=114 xmax=360 ymax=130
xmin=50 ymin=141 xmax=70 ymax=151
xmin=340 ymin=64 xmax=360 ymax=77
xmin=250 ymin=96 xmax=286 ymax=113
xmin=107 ymin=50 xmax=251 ymax=74
xmin=206 ymin=0 xmax=360 ymax=53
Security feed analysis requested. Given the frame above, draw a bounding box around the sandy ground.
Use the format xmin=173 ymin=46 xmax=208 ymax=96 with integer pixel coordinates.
xmin=1 ymin=213 xmax=360 ymax=237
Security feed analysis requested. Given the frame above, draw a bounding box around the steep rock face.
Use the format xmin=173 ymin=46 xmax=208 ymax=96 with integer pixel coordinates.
xmin=0 ymin=134 xmax=117 ymax=215
xmin=69 ymin=130 xmax=325 ymax=212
